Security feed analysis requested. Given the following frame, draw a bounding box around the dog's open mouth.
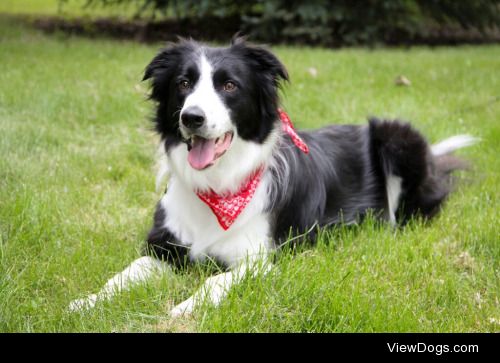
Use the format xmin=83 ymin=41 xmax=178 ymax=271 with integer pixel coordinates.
xmin=187 ymin=131 xmax=234 ymax=170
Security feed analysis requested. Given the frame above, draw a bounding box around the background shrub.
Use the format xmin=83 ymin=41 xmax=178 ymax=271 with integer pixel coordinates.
xmin=74 ymin=0 xmax=500 ymax=45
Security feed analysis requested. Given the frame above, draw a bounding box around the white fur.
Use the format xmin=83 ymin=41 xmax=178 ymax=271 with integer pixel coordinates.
xmin=171 ymin=50 xmax=282 ymax=194
xmin=155 ymin=144 xmax=170 ymax=192
xmin=158 ymin=60 xmax=283 ymax=315
xmin=69 ymin=51 xmax=281 ymax=315
xmin=161 ymin=160 xmax=273 ymax=267
xmin=68 ymin=256 xmax=168 ymax=312
xmin=68 ymin=42 xmax=481 ymax=318
xmin=431 ymin=135 xmax=479 ymax=156
xmin=171 ymin=259 xmax=271 ymax=317
xmin=179 ymin=54 xmax=233 ymax=140
xmin=168 ymin=128 xmax=279 ymax=194
xmin=386 ymin=175 xmax=402 ymax=226
xmin=161 ymin=50 xmax=282 ymax=268
xmin=160 ymin=122 xmax=281 ymax=315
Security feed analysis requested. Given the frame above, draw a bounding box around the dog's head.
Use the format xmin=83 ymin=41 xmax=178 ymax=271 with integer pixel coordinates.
xmin=143 ymin=37 xmax=288 ymax=176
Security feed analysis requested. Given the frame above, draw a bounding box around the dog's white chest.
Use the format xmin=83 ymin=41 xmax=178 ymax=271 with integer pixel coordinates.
xmin=160 ymin=176 xmax=272 ymax=266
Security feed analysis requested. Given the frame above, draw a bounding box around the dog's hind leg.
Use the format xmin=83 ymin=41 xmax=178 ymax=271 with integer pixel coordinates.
xmin=68 ymin=256 xmax=169 ymax=312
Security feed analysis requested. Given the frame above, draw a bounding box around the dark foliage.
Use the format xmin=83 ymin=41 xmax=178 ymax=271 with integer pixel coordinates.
xmin=63 ymin=0 xmax=500 ymax=45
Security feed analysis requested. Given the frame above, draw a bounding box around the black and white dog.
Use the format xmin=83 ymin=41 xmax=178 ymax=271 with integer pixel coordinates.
xmin=69 ymin=37 xmax=476 ymax=316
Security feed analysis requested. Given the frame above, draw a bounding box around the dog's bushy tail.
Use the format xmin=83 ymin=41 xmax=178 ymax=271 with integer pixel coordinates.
xmin=431 ymin=135 xmax=479 ymax=157
xmin=409 ymin=133 xmax=479 ymax=222
xmin=369 ymin=118 xmax=478 ymax=223
xmin=431 ymin=134 xmax=479 ymax=177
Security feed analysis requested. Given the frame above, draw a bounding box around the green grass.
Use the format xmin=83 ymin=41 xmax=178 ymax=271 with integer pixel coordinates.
xmin=0 ymin=16 xmax=499 ymax=332
xmin=0 ymin=0 xmax=139 ymax=19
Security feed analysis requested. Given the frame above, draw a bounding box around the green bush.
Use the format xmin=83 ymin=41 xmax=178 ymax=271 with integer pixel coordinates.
xmin=243 ymin=0 xmax=500 ymax=45
xmin=74 ymin=0 xmax=500 ymax=45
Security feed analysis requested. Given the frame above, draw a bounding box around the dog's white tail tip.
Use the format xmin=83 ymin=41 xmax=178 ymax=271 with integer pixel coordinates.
xmin=431 ymin=135 xmax=479 ymax=156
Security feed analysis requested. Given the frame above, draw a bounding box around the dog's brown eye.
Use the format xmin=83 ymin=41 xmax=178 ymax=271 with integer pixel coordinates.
xmin=223 ymin=81 xmax=236 ymax=92
xmin=179 ymin=80 xmax=190 ymax=91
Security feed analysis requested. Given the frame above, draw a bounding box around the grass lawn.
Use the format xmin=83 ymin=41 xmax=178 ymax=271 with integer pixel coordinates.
xmin=0 ymin=15 xmax=499 ymax=332
xmin=0 ymin=0 xmax=140 ymax=19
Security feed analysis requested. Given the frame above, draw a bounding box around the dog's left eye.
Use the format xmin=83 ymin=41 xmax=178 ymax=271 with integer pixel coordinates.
xmin=179 ymin=80 xmax=191 ymax=91
xmin=223 ymin=81 xmax=237 ymax=92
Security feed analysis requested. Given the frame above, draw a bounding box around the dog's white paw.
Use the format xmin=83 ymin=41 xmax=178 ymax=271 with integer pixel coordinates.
xmin=170 ymin=297 xmax=195 ymax=318
xmin=68 ymin=294 xmax=98 ymax=312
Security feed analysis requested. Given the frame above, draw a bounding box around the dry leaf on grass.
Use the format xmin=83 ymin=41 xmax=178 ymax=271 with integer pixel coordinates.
xmin=307 ymin=67 xmax=318 ymax=78
xmin=394 ymin=75 xmax=411 ymax=86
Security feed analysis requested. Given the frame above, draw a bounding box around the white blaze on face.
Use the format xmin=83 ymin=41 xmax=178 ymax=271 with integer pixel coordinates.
xmin=180 ymin=53 xmax=233 ymax=139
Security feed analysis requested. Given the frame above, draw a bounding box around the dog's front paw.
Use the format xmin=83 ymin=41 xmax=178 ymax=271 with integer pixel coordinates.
xmin=68 ymin=294 xmax=98 ymax=312
xmin=170 ymin=297 xmax=195 ymax=318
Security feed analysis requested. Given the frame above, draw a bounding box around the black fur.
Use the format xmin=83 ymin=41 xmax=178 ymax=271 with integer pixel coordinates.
xmin=143 ymin=40 xmax=201 ymax=150
xmin=268 ymin=125 xmax=382 ymax=243
xmin=143 ymin=38 xmax=464 ymax=266
xmin=368 ymin=118 xmax=450 ymax=223
xmin=145 ymin=203 xmax=190 ymax=269
xmin=268 ymin=119 xmax=455 ymax=243
xmin=143 ymin=38 xmax=288 ymax=149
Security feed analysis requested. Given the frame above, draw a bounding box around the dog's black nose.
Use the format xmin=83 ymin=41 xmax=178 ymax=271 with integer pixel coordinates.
xmin=181 ymin=106 xmax=205 ymax=130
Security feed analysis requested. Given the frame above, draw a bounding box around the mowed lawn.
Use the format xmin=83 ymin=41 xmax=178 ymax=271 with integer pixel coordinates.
xmin=0 ymin=16 xmax=499 ymax=332
xmin=0 ymin=0 xmax=139 ymax=19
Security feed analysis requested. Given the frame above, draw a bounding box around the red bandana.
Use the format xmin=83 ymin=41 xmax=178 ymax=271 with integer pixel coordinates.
xmin=196 ymin=109 xmax=308 ymax=230
xmin=278 ymin=109 xmax=310 ymax=154
xmin=196 ymin=168 xmax=264 ymax=230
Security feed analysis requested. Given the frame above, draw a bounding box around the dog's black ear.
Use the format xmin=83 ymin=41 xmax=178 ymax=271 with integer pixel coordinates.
xmin=143 ymin=44 xmax=177 ymax=82
xmin=232 ymin=39 xmax=289 ymax=86
xmin=143 ymin=40 xmax=197 ymax=104
xmin=253 ymin=46 xmax=289 ymax=85
xmin=142 ymin=55 xmax=160 ymax=81
xmin=231 ymin=32 xmax=248 ymax=46
xmin=143 ymin=38 xmax=198 ymax=82
xmin=230 ymin=39 xmax=289 ymax=142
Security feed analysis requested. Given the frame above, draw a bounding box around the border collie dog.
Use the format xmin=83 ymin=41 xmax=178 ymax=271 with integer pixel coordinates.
xmin=69 ymin=37 xmax=476 ymax=316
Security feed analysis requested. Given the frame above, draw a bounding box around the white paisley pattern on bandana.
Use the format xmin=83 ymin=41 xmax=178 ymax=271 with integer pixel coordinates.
xmin=195 ymin=109 xmax=309 ymax=230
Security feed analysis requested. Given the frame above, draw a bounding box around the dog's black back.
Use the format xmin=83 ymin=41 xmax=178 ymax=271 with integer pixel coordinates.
xmin=268 ymin=118 xmax=460 ymax=244
xmin=142 ymin=38 xmax=471 ymax=266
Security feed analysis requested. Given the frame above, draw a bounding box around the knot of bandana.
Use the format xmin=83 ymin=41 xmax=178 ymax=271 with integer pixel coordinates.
xmin=196 ymin=109 xmax=309 ymax=230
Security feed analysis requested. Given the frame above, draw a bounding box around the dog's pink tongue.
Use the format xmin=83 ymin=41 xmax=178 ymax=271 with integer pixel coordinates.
xmin=188 ymin=137 xmax=216 ymax=170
